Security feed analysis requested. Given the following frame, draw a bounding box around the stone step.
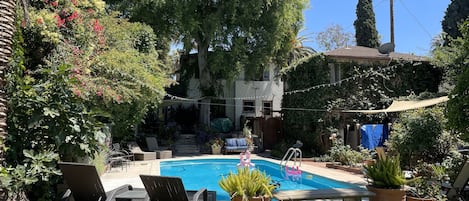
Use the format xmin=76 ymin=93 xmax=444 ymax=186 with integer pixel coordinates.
xmin=175 ymin=144 xmax=200 ymax=153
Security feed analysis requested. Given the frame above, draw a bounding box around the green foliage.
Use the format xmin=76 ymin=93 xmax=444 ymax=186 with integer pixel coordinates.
xmin=114 ymin=0 xmax=308 ymax=92
xmin=386 ymin=107 xmax=458 ymax=168
xmin=442 ymin=0 xmax=469 ymax=44
xmin=0 ymin=150 xmax=61 ymax=201
xmin=364 ymin=148 xmax=406 ymax=189
xmin=281 ymin=53 xmax=442 ymax=156
xmin=5 ymin=0 xmax=173 ymax=199
xmin=407 ymin=161 xmax=447 ymax=200
xmin=354 ymin=0 xmax=380 ymax=48
xmin=327 ymin=138 xmax=371 ymax=166
xmin=433 ymin=20 xmax=469 ymax=141
xmin=218 ymin=167 xmax=276 ymax=201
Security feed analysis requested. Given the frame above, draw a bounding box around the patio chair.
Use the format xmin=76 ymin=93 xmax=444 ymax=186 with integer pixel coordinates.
xmin=140 ymin=175 xmax=214 ymax=201
xmin=112 ymin=143 xmax=134 ymax=162
xmin=446 ymin=159 xmax=469 ymax=200
xmin=58 ymin=162 xmax=141 ymax=201
xmin=127 ymin=141 xmax=157 ymax=160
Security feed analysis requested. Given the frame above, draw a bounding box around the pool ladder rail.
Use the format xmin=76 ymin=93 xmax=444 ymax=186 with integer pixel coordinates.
xmin=280 ymin=147 xmax=302 ymax=170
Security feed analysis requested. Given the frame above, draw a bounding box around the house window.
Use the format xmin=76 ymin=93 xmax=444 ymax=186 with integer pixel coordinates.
xmin=262 ymin=70 xmax=270 ymax=81
xmin=211 ymin=99 xmax=226 ymax=119
xmin=329 ymin=63 xmax=341 ymax=84
xmin=243 ymin=100 xmax=255 ymax=113
xmin=262 ymin=101 xmax=272 ymax=116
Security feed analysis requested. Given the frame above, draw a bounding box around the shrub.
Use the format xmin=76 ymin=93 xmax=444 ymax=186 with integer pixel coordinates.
xmin=386 ymin=106 xmax=458 ymax=168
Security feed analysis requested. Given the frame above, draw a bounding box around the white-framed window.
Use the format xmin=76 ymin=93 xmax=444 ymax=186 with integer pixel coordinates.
xmin=243 ymin=100 xmax=255 ymax=113
xmin=329 ymin=63 xmax=341 ymax=84
xmin=262 ymin=101 xmax=272 ymax=116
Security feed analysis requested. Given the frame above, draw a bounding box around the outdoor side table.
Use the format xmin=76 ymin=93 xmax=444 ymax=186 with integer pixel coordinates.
xmin=156 ymin=150 xmax=172 ymax=159
xmin=115 ymin=190 xmax=148 ymax=201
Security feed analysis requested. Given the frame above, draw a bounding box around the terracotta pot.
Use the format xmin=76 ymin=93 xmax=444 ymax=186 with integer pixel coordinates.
xmin=367 ymin=185 xmax=406 ymax=201
xmin=231 ymin=196 xmax=272 ymax=201
xmin=406 ymin=196 xmax=435 ymax=201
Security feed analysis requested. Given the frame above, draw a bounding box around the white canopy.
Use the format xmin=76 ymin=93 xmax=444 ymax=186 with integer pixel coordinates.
xmin=343 ymin=96 xmax=449 ymax=114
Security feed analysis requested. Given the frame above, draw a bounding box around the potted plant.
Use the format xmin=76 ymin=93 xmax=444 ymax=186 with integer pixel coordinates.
xmin=406 ymin=162 xmax=447 ymax=201
xmin=218 ymin=167 xmax=277 ymax=201
xmin=210 ymin=138 xmax=223 ymax=154
xmin=364 ymin=147 xmax=407 ymax=201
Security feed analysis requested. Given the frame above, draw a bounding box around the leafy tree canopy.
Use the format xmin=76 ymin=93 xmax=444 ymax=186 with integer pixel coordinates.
xmin=433 ymin=20 xmax=469 ymax=141
xmin=316 ymin=24 xmax=354 ymax=51
xmin=108 ymin=0 xmax=308 ymax=91
xmin=442 ymin=0 xmax=469 ymax=44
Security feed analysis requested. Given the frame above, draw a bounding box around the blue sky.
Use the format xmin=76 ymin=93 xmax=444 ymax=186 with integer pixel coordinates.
xmin=300 ymin=0 xmax=451 ymax=56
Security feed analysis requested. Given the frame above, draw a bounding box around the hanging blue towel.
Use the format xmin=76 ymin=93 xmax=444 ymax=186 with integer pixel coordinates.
xmin=360 ymin=124 xmax=387 ymax=150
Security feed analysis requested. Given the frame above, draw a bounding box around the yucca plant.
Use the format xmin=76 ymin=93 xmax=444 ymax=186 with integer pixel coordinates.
xmin=218 ymin=167 xmax=277 ymax=201
xmin=364 ymin=148 xmax=406 ymax=189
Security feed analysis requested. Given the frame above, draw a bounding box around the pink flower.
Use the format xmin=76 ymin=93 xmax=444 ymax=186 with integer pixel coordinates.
xmin=93 ymin=19 xmax=104 ymax=33
xmin=55 ymin=15 xmax=65 ymax=27
xmin=37 ymin=18 xmax=44 ymax=25
xmin=71 ymin=0 xmax=77 ymax=6
xmin=50 ymin=1 xmax=58 ymax=7
xmin=67 ymin=11 xmax=78 ymax=21
xmin=73 ymin=89 xmax=81 ymax=97
xmin=96 ymin=91 xmax=103 ymax=97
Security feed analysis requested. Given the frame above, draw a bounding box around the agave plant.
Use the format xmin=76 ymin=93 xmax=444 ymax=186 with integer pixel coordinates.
xmin=364 ymin=148 xmax=406 ymax=189
xmin=219 ymin=167 xmax=277 ymax=201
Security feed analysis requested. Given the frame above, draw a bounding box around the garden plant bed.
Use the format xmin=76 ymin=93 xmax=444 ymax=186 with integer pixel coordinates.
xmin=325 ymin=163 xmax=364 ymax=175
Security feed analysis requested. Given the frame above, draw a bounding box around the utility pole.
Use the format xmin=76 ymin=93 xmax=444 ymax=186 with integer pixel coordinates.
xmin=390 ymin=0 xmax=395 ymax=44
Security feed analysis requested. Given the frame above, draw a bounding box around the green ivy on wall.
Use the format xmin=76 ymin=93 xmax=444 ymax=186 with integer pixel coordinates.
xmin=282 ymin=54 xmax=442 ymax=156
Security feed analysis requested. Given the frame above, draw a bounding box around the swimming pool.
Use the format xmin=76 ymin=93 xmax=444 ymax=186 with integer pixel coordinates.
xmin=160 ymin=159 xmax=360 ymax=201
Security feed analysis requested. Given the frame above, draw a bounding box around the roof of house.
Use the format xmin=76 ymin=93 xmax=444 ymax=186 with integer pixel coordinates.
xmin=324 ymin=46 xmax=428 ymax=62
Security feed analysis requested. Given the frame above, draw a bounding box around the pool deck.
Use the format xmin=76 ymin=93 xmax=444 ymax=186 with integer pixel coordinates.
xmin=100 ymin=153 xmax=368 ymax=192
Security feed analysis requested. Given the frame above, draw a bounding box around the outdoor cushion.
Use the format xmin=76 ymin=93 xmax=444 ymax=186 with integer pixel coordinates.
xmin=236 ymin=138 xmax=247 ymax=146
xmin=225 ymin=138 xmax=237 ymax=147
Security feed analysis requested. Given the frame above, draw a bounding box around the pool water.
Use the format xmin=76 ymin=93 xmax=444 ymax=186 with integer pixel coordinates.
xmin=160 ymin=159 xmax=359 ymax=201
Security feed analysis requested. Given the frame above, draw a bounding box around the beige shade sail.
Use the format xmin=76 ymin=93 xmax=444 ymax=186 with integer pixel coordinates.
xmin=343 ymin=96 xmax=449 ymax=114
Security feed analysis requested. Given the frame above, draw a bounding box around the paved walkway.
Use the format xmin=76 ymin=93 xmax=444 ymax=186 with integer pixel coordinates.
xmin=100 ymin=154 xmax=368 ymax=192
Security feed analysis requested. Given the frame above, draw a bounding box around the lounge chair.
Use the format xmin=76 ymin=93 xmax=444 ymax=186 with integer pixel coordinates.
xmin=446 ymin=159 xmax=469 ymax=200
xmin=58 ymin=162 xmax=143 ymax=201
xmin=145 ymin=137 xmax=172 ymax=159
xmin=145 ymin=137 xmax=160 ymax=151
xmin=140 ymin=175 xmax=215 ymax=201
xmin=127 ymin=141 xmax=157 ymax=161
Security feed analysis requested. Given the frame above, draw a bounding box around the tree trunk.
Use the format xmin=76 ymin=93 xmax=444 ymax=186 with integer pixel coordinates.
xmin=196 ymin=37 xmax=211 ymax=125
xmin=0 ymin=0 xmax=16 ymax=164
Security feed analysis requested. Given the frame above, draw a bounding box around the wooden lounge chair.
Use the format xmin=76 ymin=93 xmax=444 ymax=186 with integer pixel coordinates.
xmin=127 ymin=141 xmax=157 ymax=161
xmin=140 ymin=175 xmax=215 ymax=201
xmin=447 ymin=159 xmax=469 ymax=200
xmin=58 ymin=162 xmax=144 ymax=201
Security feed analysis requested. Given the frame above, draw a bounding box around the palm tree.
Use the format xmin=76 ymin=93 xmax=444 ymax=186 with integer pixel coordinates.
xmin=0 ymin=0 xmax=16 ymax=164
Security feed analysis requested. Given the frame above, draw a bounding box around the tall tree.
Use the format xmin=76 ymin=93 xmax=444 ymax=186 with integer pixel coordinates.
xmin=0 ymin=0 xmax=16 ymax=164
xmin=442 ymin=0 xmax=469 ymax=44
xmin=111 ymin=0 xmax=308 ymax=124
xmin=354 ymin=0 xmax=380 ymax=48
xmin=433 ymin=20 xmax=469 ymax=142
xmin=316 ymin=24 xmax=354 ymax=51
xmin=113 ymin=0 xmax=308 ymax=89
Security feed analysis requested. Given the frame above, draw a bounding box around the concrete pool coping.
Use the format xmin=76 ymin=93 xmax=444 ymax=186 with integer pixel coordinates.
xmin=101 ymin=154 xmax=368 ymax=192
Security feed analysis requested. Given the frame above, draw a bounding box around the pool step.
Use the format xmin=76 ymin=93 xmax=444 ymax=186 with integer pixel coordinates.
xmin=175 ymin=134 xmax=200 ymax=154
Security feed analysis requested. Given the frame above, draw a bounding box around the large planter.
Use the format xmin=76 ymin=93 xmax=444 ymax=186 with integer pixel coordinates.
xmin=211 ymin=146 xmax=221 ymax=154
xmin=406 ymin=196 xmax=435 ymax=201
xmin=231 ymin=196 xmax=272 ymax=201
xmin=367 ymin=185 xmax=406 ymax=201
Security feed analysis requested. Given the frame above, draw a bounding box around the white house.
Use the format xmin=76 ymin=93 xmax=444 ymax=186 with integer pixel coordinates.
xmin=175 ymin=62 xmax=283 ymax=130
